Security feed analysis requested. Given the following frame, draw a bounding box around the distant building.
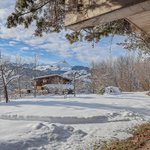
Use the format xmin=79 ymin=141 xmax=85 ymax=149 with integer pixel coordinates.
xmin=34 ymin=74 xmax=73 ymax=94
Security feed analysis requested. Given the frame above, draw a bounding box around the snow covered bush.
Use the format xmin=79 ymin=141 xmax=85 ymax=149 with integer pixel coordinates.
xmin=104 ymin=86 xmax=121 ymax=95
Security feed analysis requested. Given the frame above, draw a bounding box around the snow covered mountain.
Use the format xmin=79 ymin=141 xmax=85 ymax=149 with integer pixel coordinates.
xmin=36 ymin=61 xmax=89 ymax=75
xmin=11 ymin=61 xmax=90 ymax=80
xmin=36 ymin=60 xmax=72 ymax=72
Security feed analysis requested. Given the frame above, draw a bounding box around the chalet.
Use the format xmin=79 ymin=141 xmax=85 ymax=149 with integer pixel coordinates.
xmin=34 ymin=74 xmax=73 ymax=94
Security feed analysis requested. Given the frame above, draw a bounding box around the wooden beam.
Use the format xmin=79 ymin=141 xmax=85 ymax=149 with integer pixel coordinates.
xmin=65 ymin=0 xmax=150 ymax=31
xmin=127 ymin=11 xmax=150 ymax=36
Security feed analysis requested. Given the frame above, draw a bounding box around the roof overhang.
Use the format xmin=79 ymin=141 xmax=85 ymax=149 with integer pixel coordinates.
xmin=34 ymin=74 xmax=72 ymax=81
xmin=65 ymin=0 xmax=150 ymax=36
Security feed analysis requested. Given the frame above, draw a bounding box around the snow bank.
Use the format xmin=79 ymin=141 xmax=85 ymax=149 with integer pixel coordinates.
xmin=0 ymin=110 xmax=144 ymax=124
xmin=0 ymin=122 xmax=87 ymax=150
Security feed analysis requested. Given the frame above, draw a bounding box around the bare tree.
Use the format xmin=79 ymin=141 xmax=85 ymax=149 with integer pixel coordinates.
xmin=32 ymin=54 xmax=39 ymax=97
xmin=15 ymin=55 xmax=24 ymax=98
xmin=72 ymin=71 xmax=82 ymax=97
xmin=91 ymin=54 xmax=150 ymax=93
xmin=0 ymin=53 xmax=19 ymax=103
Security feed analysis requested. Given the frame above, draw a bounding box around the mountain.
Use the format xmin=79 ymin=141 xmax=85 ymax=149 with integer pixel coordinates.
xmin=35 ymin=61 xmax=90 ymax=76
xmin=36 ymin=60 xmax=72 ymax=72
xmin=51 ymin=60 xmax=72 ymax=71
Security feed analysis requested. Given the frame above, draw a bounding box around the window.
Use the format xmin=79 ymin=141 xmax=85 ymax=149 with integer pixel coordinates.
xmin=43 ymin=79 xmax=47 ymax=83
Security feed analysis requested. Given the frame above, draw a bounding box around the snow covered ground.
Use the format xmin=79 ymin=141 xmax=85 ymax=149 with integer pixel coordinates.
xmin=0 ymin=92 xmax=150 ymax=150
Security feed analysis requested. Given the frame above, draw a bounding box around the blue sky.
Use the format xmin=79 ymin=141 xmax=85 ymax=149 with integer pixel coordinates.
xmin=0 ymin=0 xmax=129 ymax=66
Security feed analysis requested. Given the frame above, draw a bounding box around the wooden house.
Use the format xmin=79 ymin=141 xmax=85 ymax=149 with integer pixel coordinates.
xmin=34 ymin=74 xmax=72 ymax=91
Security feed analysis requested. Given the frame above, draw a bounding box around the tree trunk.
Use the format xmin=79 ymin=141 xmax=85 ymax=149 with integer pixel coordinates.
xmin=4 ymin=85 xmax=9 ymax=103
xmin=74 ymin=81 xmax=76 ymax=97
xmin=73 ymin=75 xmax=76 ymax=97
xmin=1 ymin=66 xmax=9 ymax=103
xmin=34 ymin=80 xmax=37 ymax=98
xmin=18 ymin=77 xmax=22 ymax=98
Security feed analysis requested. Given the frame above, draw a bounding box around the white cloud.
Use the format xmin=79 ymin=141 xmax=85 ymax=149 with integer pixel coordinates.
xmin=20 ymin=47 xmax=30 ymax=51
xmin=71 ymin=42 xmax=110 ymax=63
xmin=9 ymin=41 xmax=17 ymax=46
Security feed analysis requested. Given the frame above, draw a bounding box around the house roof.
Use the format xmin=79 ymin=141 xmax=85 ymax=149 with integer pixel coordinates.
xmin=34 ymin=74 xmax=72 ymax=81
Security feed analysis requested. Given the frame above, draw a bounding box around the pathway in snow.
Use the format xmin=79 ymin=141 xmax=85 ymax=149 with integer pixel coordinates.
xmin=0 ymin=110 xmax=145 ymax=124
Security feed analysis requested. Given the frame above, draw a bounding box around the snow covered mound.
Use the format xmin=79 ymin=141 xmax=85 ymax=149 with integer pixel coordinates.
xmin=0 ymin=122 xmax=87 ymax=150
xmin=105 ymin=86 xmax=121 ymax=95
xmin=32 ymin=123 xmax=87 ymax=142
xmin=107 ymin=111 xmax=144 ymax=122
